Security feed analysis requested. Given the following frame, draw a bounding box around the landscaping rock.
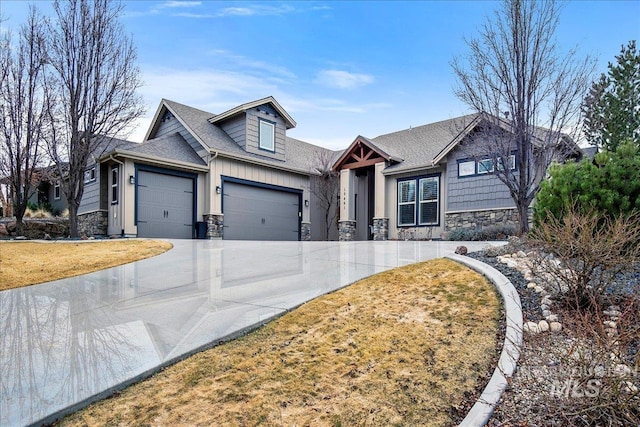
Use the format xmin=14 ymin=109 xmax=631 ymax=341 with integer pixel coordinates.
xmin=546 ymin=314 xmax=559 ymax=323
xmin=550 ymin=322 xmax=562 ymax=332
xmin=524 ymin=321 xmax=540 ymax=334
xmin=538 ymin=320 xmax=550 ymax=332
xmin=0 ymin=223 xmax=7 ymax=236
xmin=455 ymin=245 xmax=468 ymax=255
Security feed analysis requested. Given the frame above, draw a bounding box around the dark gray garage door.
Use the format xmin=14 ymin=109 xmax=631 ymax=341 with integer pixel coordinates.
xmin=223 ymin=181 xmax=300 ymax=241
xmin=137 ymin=171 xmax=194 ymax=239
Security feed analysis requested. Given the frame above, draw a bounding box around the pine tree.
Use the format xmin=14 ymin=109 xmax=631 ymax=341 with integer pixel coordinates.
xmin=582 ymin=40 xmax=640 ymax=152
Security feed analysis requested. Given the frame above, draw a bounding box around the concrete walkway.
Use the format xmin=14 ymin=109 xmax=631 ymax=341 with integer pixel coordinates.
xmin=0 ymin=240 xmax=501 ymax=427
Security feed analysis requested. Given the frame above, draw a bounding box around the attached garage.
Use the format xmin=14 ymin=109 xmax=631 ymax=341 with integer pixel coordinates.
xmin=222 ymin=179 xmax=301 ymax=241
xmin=136 ymin=169 xmax=195 ymax=239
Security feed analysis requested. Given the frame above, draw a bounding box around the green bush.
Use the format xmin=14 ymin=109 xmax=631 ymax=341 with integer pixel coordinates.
xmin=534 ymin=141 xmax=640 ymax=224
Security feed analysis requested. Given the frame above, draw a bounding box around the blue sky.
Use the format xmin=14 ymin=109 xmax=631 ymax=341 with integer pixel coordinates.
xmin=2 ymin=0 xmax=639 ymax=150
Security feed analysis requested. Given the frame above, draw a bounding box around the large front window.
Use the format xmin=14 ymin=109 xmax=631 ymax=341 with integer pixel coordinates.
xmin=259 ymin=119 xmax=275 ymax=152
xmin=398 ymin=175 xmax=440 ymax=227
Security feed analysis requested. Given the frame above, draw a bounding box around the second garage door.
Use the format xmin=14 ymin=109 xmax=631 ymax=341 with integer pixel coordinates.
xmin=137 ymin=170 xmax=194 ymax=239
xmin=223 ymin=181 xmax=300 ymax=241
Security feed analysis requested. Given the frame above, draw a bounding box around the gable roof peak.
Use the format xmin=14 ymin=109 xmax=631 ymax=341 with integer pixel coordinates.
xmin=208 ymin=96 xmax=296 ymax=129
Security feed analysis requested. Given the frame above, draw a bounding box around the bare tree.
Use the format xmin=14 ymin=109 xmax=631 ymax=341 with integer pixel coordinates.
xmin=311 ymin=150 xmax=339 ymax=240
xmin=451 ymin=0 xmax=594 ymax=234
xmin=45 ymin=0 xmax=144 ymax=237
xmin=0 ymin=7 xmax=50 ymax=233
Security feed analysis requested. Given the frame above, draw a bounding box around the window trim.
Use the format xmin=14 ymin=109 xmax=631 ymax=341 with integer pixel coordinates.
xmin=397 ymin=180 xmax=416 ymax=226
xmin=111 ymin=167 xmax=119 ymax=205
xmin=457 ymin=153 xmax=517 ymax=178
xmin=54 ymin=181 xmax=61 ymax=200
xmin=258 ymin=118 xmax=276 ymax=152
xmin=458 ymin=160 xmax=476 ymax=177
xmin=418 ymin=176 xmax=439 ymax=226
xmin=84 ymin=166 xmax=96 ymax=183
xmin=397 ymin=174 xmax=440 ymax=228
xmin=477 ymin=158 xmax=494 ymax=174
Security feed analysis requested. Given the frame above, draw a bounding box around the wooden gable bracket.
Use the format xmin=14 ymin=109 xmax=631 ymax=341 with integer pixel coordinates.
xmin=333 ymin=137 xmax=395 ymax=171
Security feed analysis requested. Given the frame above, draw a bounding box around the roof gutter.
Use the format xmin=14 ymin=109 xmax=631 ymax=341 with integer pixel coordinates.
xmin=106 ymin=149 xmax=210 ymax=172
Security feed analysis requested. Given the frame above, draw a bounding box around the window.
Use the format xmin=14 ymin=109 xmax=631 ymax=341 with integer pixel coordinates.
xmin=458 ymin=153 xmax=517 ymax=178
xmin=111 ymin=167 xmax=118 ymax=204
xmin=398 ymin=175 xmax=440 ymax=227
xmin=397 ymin=180 xmax=416 ymax=226
xmin=84 ymin=166 xmax=96 ymax=183
xmin=419 ymin=177 xmax=439 ymax=225
xmin=497 ymin=154 xmax=516 ymax=171
xmin=54 ymin=181 xmax=61 ymax=200
xmin=259 ymin=119 xmax=275 ymax=152
xmin=478 ymin=158 xmax=494 ymax=174
xmin=458 ymin=160 xmax=476 ymax=177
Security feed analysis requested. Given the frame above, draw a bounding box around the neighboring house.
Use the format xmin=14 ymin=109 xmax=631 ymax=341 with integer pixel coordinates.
xmin=333 ymin=113 xmax=582 ymax=241
xmin=77 ymin=96 xmax=340 ymax=240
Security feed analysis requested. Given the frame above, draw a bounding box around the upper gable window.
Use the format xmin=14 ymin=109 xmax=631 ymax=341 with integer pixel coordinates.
xmin=259 ymin=119 xmax=275 ymax=152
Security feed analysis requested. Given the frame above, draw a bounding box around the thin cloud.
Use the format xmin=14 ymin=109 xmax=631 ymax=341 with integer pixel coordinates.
xmin=159 ymin=1 xmax=202 ymax=8
xmin=315 ymin=70 xmax=375 ymax=90
xmin=207 ymin=49 xmax=297 ymax=80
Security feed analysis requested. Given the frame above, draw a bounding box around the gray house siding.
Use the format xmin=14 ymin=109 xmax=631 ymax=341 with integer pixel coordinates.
xmin=220 ymin=115 xmax=247 ymax=149
xmin=78 ymin=164 xmax=100 ymax=214
xmin=245 ymin=107 xmax=286 ymax=161
xmin=154 ymin=114 xmax=207 ymax=158
xmin=445 ymin=145 xmax=514 ymax=212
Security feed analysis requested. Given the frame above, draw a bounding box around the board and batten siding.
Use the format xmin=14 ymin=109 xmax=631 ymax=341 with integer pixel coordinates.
xmin=244 ymin=106 xmax=286 ymax=161
xmin=209 ymin=156 xmax=311 ymax=223
xmin=445 ymin=146 xmax=515 ymax=212
xmin=154 ymin=114 xmax=208 ymax=158
xmin=220 ymin=115 xmax=247 ymax=149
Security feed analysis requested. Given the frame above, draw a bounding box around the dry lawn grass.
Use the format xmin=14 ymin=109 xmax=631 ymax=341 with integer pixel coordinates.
xmin=0 ymin=240 xmax=173 ymax=291
xmin=61 ymin=258 xmax=501 ymax=427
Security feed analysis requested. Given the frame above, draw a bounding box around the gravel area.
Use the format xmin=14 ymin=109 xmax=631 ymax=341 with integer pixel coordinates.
xmin=466 ymin=241 xmax=640 ymax=426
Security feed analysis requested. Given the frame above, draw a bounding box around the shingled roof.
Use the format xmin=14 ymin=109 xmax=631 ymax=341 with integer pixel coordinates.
xmin=364 ymin=114 xmax=480 ymax=174
xmin=158 ymin=99 xmax=339 ymax=175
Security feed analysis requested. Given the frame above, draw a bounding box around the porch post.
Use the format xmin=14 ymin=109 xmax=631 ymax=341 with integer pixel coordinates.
xmin=372 ymin=161 xmax=389 ymax=240
xmin=338 ymin=169 xmax=356 ymax=241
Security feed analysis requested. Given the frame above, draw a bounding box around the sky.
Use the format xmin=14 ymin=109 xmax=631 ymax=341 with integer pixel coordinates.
xmin=2 ymin=0 xmax=639 ymax=150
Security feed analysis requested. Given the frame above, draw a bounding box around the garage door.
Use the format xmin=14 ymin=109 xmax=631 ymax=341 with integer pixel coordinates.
xmin=137 ymin=170 xmax=194 ymax=239
xmin=223 ymin=181 xmax=300 ymax=241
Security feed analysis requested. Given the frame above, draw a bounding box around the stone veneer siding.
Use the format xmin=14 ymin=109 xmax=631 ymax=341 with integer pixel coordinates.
xmin=301 ymin=222 xmax=311 ymax=241
xmin=338 ymin=220 xmax=356 ymax=241
xmin=372 ymin=218 xmax=389 ymax=241
xmin=78 ymin=210 xmax=108 ymax=237
xmin=445 ymin=208 xmax=528 ymax=232
xmin=204 ymin=213 xmax=224 ymax=239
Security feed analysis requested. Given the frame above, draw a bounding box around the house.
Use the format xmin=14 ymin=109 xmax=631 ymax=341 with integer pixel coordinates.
xmin=72 ymin=98 xmax=581 ymax=241
xmin=77 ymin=96 xmax=340 ymax=240
xmin=332 ymin=113 xmax=582 ymax=241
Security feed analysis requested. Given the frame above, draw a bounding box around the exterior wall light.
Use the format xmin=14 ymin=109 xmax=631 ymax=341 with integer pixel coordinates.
xmin=304 ymin=199 xmax=309 ymax=207
xmin=129 ymin=175 xmax=135 ymax=185
xmin=216 ymin=186 xmax=222 ymax=194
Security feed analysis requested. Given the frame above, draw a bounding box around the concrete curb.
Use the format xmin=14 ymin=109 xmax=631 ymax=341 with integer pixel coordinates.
xmin=446 ymin=254 xmax=523 ymax=427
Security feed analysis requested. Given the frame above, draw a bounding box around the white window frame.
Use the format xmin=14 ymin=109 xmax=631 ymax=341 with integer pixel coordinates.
xmin=259 ymin=119 xmax=275 ymax=152
xmin=397 ymin=180 xmax=416 ymax=226
xmin=418 ymin=177 xmax=439 ymax=225
xmin=54 ymin=181 xmax=61 ymax=200
xmin=84 ymin=166 xmax=96 ymax=183
xmin=458 ymin=160 xmax=476 ymax=177
xmin=477 ymin=158 xmax=495 ymax=174
xmin=497 ymin=154 xmax=516 ymax=171
xmin=111 ymin=167 xmax=118 ymax=205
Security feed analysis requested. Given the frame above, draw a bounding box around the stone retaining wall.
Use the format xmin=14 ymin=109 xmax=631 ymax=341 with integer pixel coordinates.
xmin=78 ymin=211 xmax=108 ymax=237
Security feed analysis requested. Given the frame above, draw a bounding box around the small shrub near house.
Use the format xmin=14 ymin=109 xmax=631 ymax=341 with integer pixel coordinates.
xmin=446 ymin=224 xmax=516 ymax=241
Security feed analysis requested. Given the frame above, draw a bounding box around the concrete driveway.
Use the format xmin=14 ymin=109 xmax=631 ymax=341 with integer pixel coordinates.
xmin=0 ymin=240 xmax=501 ymax=426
